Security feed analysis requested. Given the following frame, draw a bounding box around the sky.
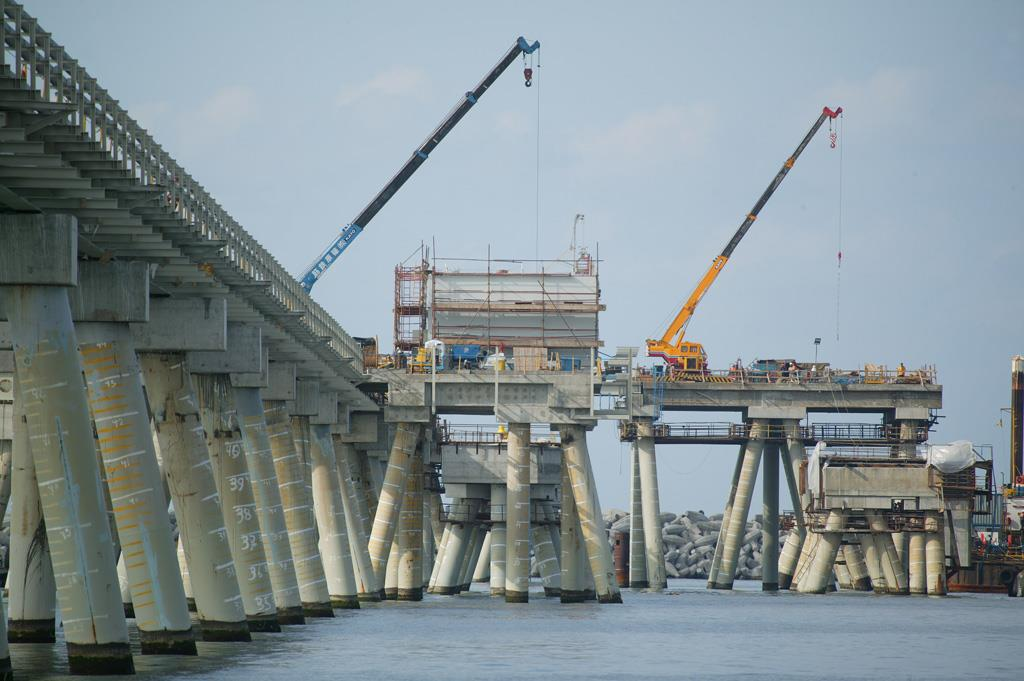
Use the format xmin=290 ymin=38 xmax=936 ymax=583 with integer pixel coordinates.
xmin=32 ymin=1 xmax=1024 ymax=514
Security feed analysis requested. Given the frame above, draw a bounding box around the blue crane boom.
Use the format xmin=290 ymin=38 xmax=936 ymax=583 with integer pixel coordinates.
xmin=299 ymin=36 xmax=541 ymax=292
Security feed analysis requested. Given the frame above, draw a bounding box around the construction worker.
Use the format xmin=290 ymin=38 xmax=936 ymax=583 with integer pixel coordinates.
xmin=897 ymin=362 xmax=906 ymax=379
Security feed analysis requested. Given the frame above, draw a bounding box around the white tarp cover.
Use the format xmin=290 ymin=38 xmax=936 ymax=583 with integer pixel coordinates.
xmin=807 ymin=441 xmax=827 ymax=495
xmin=920 ymin=440 xmax=975 ymax=473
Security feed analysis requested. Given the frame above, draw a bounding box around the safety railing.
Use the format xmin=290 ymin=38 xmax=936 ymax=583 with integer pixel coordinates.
xmin=621 ymin=421 xmax=930 ymax=443
xmin=442 ymin=503 xmax=560 ymax=525
xmin=633 ymin=365 xmax=938 ymax=386
xmin=0 ymin=1 xmax=363 ymax=370
xmin=437 ymin=421 xmax=561 ymax=445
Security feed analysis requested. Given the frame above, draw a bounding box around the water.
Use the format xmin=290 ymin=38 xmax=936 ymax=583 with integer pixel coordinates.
xmin=15 ymin=580 xmax=1019 ymax=680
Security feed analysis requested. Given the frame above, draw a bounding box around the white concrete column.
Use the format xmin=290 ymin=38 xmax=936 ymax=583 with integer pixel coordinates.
xmin=384 ymin=534 xmax=401 ymax=599
xmin=473 ymin=531 xmax=492 ymax=583
xmin=423 ymin=505 xmax=436 ymax=588
xmin=309 ymin=424 xmax=360 ymax=609
xmin=778 ymin=429 xmax=808 ymax=590
xmin=859 ymin=529 xmax=888 ymax=594
xmin=561 ymin=424 xmax=622 ymax=603
xmin=457 ymin=524 xmax=482 ymax=592
xmin=0 ymin=437 xmax=10 ymax=537
xmin=790 ymin=527 xmax=821 ymax=591
xmin=908 ymin=531 xmax=927 ymax=594
xmin=176 ymin=531 xmax=194 ymax=608
xmin=4 ymin=282 xmax=134 ymax=673
xmin=925 ymin=513 xmax=947 ymax=595
xmin=433 ymin=501 xmax=474 ymax=595
xmin=708 ymin=444 xmax=745 ymax=588
xmin=843 ymin=540 xmax=873 ymax=591
xmin=428 ymin=523 xmax=452 ymax=593
xmin=334 ymin=440 xmax=377 ymax=601
xmin=532 ymin=502 xmax=561 ymax=597
xmin=559 ymin=455 xmax=585 ymax=603
xmin=714 ymin=420 xmax=766 ymax=590
xmin=80 ymin=330 xmax=195 ymax=653
xmin=868 ymin=512 xmax=908 ymax=594
xmin=761 ymin=442 xmax=779 ymax=591
xmin=117 ymin=553 xmax=133 ymax=618
xmin=627 ymin=440 xmax=647 ymax=588
xmin=637 ymin=427 xmax=666 ymax=590
xmin=5 ymin=386 xmax=56 ymax=643
xmin=397 ymin=445 xmax=424 ymax=601
xmin=505 ymin=423 xmax=532 ymax=603
xmin=140 ymin=353 xmax=250 ymax=642
xmin=233 ymin=387 xmax=304 ymax=624
xmin=368 ymin=422 xmax=422 ymax=592
xmin=262 ymin=405 xmax=332 ymax=617
xmin=489 ymin=484 xmax=507 ymax=597
xmin=798 ymin=511 xmax=845 ymax=594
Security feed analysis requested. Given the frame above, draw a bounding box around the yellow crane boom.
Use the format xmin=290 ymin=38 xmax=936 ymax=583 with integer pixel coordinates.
xmin=647 ymin=106 xmax=843 ymax=372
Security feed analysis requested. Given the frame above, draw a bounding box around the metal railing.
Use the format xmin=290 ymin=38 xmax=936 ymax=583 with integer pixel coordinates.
xmin=0 ymin=1 xmax=362 ymax=370
xmin=620 ymin=421 xmax=930 ymax=443
xmin=441 ymin=503 xmax=560 ymax=525
xmin=437 ymin=421 xmax=561 ymax=445
xmin=634 ymin=365 xmax=938 ymax=386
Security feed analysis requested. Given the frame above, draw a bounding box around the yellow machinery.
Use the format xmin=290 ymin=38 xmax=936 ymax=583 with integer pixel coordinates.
xmin=646 ymin=106 xmax=843 ymax=373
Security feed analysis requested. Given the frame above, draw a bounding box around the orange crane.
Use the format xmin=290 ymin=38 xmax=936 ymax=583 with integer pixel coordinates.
xmin=646 ymin=106 xmax=843 ymax=374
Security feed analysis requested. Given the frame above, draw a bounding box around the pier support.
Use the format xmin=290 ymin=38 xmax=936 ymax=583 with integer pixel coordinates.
xmin=310 ymin=425 xmax=360 ymax=609
xmin=843 ymin=540 xmax=873 ymax=591
xmin=628 ymin=441 xmax=647 ymax=588
xmin=761 ymin=442 xmax=779 ymax=591
xmin=397 ymin=444 xmax=424 ymax=601
xmin=708 ymin=444 xmax=744 ymax=588
xmin=334 ymin=440 xmax=377 ymax=601
xmin=505 ymin=423 xmax=532 ymax=603
xmin=368 ymin=422 xmax=421 ymax=592
xmin=473 ymin=531 xmax=492 ymax=583
xmin=81 ymin=328 xmax=196 ymax=654
xmin=532 ymin=503 xmax=561 ymax=597
xmin=637 ymin=423 xmax=666 ymax=590
xmin=489 ymin=484 xmax=507 ymax=597
xmin=713 ymin=419 xmax=765 ymax=590
xmin=263 ymin=405 xmax=332 ymax=617
xmin=432 ymin=501 xmax=474 ymax=595
xmin=559 ymin=455 xmax=586 ymax=603
xmin=561 ymin=424 xmax=621 ymax=603
xmin=778 ymin=424 xmax=808 ymax=590
xmin=5 ymin=384 xmax=56 ymax=643
xmin=908 ymin=532 xmax=927 ymax=594
xmin=798 ymin=511 xmax=845 ymax=594
xmin=925 ymin=513 xmax=947 ymax=595
xmin=141 ymin=354 xmax=250 ymax=642
xmin=234 ymin=387 xmax=304 ymax=623
xmin=457 ymin=524 xmax=482 ymax=592
xmin=195 ymin=376 xmax=280 ymax=632
xmin=2 ymin=216 xmax=134 ymax=674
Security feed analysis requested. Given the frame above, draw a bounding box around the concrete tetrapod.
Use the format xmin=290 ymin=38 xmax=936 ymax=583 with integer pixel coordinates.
xmin=368 ymin=423 xmax=421 ymax=593
xmin=713 ymin=420 xmax=765 ymax=590
xmin=3 ymin=276 xmax=134 ymax=674
xmin=6 ymin=376 xmax=57 ymax=644
xmin=309 ymin=425 xmax=360 ymax=609
xmin=561 ymin=424 xmax=621 ymax=603
xmin=628 ymin=441 xmax=648 ymax=588
xmin=233 ymin=387 xmax=304 ymax=624
xmin=80 ymin=331 xmax=196 ymax=653
xmin=489 ymin=484 xmax=507 ymax=597
xmin=194 ymin=376 xmax=280 ymax=632
xmin=334 ymin=440 xmax=378 ymax=601
xmin=505 ymin=423 xmax=532 ymax=603
xmin=141 ymin=353 xmax=250 ymax=642
xmin=397 ymin=446 xmax=424 ymax=601
xmin=637 ymin=429 xmax=667 ymax=590
xmin=263 ymin=405 xmax=333 ymax=617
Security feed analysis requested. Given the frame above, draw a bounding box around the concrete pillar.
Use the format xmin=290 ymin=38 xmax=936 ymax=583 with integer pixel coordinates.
xmin=5 ymin=388 xmax=56 ymax=643
xmin=532 ymin=503 xmax=561 ymax=597
xmin=761 ymin=442 xmax=779 ymax=591
xmin=561 ymin=424 xmax=621 ymax=603
xmin=860 ymin=530 xmax=887 ymax=594
xmin=843 ymin=540 xmax=873 ymax=591
xmin=423 ymin=506 xmax=436 ymax=587
xmin=708 ymin=444 xmax=745 ymax=588
xmin=798 ymin=511 xmax=845 ymax=594
xmin=233 ymin=387 xmax=304 ymax=624
xmin=908 ymin=531 xmax=927 ymax=595
xmin=432 ymin=501 xmax=473 ymax=595
xmin=334 ymin=440 xmax=377 ymax=601
xmin=80 ymin=330 xmax=196 ymax=653
xmin=505 ymin=423 xmax=532 ymax=603
xmin=361 ymin=454 xmax=382 ymax=527
xmin=0 ymin=438 xmax=10 ymax=536
xmin=3 ymin=274 xmax=134 ymax=673
xmin=790 ymin=527 xmax=820 ymax=592
xmin=560 ymin=455 xmax=585 ymax=603
xmin=140 ymin=353 xmax=249 ymax=642
xmin=778 ymin=425 xmax=808 ymax=589
xmin=868 ymin=513 xmax=908 ymax=594
xmin=925 ymin=514 xmax=947 ymax=595
xmin=195 ymin=377 xmax=280 ymax=632
xmin=262 ymin=404 xmax=332 ymax=617
xmin=117 ymin=553 xmax=133 ymax=618
xmin=637 ymin=426 xmax=666 ymax=590
xmin=176 ymin=532 xmax=194 ymax=609
xmin=368 ymin=422 xmax=421 ymax=592
xmin=489 ymin=484 xmax=507 ymax=597
xmin=628 ymin=441 xmax=647 ymax=588
xmin=384 ymin=535 xmax=400 ymax=599
xmin=457 ymin=524 xmax=482 ymax=592
xmin=473 ymin=531 xmax=492 ymax=583
xmin=713 ymin=420 xmax=765 ymax=590
xmin=309 ymin=425 xmax=359 ymax=609
xmin=428 ymin=523 xmax=452 ymax=592
xmin=397 ymin=445 xmax=423 ymax=601
xmin=834 ymin=556 xmax=853 ymax=591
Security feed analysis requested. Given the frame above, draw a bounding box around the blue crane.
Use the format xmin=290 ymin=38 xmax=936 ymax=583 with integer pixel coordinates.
xmin=298 ymin=36 xmax=541 ymax=292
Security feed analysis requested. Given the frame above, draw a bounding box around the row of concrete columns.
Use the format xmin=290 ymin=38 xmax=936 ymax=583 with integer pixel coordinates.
xmin=0 ymin=245 xmax=391 ymax=675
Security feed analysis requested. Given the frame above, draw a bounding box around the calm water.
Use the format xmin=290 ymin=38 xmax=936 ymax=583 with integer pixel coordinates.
xmin=14 ymin=580 xmax=1019 ymax=681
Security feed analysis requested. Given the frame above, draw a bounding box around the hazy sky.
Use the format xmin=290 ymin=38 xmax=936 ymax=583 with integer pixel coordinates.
xmin=33 ymin=1 xmax=1023 ymax=513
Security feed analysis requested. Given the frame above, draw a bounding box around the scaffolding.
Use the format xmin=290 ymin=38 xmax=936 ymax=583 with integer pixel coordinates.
xmin=393 ymin=258 xmax=428 ymax=355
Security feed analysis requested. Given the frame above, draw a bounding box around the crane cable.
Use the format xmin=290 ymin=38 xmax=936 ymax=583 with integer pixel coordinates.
xmin=524 ymin=49 xmax=541 ymax=263
xmin=833 ymin=111 xmax=844 ymax=343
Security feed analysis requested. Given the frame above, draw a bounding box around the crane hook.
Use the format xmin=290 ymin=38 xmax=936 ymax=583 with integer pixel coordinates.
xmin=523 ymin=67 xmax=533 ymax=87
